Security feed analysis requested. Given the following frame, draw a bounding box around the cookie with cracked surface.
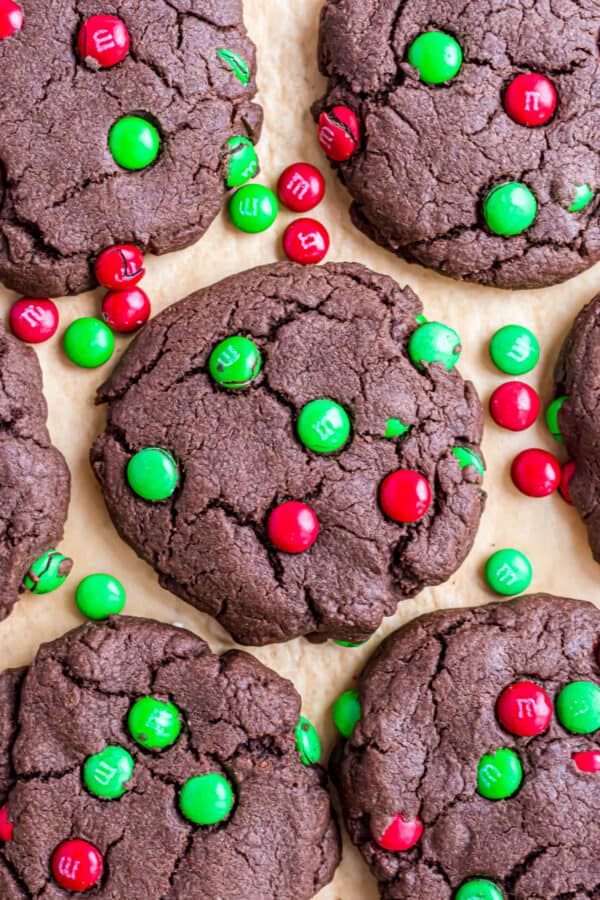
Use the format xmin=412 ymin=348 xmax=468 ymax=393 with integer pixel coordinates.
xmin=90 ymin=261 xmax=485 ymax=645
xmin=314 ymin=0 xmax=600 ymax=289
xmin=0 ymin=0 xmax=261 ymax=297
xmin=0 ymin=322 xmax=70 ymax=621
xmin=0 ymin=616 xmax=340 ymax=898
xmin=331 ymin=593 xmax=600 ymax=899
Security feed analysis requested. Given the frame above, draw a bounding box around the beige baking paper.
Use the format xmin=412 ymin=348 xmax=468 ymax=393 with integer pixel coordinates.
xmin=1 ymin=1 xmax=599 ymax=897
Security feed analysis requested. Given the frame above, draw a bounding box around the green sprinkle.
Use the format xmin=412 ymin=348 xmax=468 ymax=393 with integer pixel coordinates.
xmin=217 ymin=48 xmax=250 ymax=85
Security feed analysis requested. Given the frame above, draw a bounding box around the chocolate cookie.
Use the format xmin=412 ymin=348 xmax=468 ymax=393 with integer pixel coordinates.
xmin=90 ymin=261 xmax=485 ymax=646
xmin=0 ymin=0 xmax=261 ymax=297
xmin=0 ymin=322 xmax=70 ymax=621
xmin=315 ymin=1 xmax=600 ymax=290
xmin=332 ymin=593 xmax=600 ymax=899
xmin=0 ymin=616 xmax=340 ymax=898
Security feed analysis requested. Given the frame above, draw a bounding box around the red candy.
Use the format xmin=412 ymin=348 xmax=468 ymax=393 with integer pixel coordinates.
xmin=0 ymin=0 xmax=23 ymax=39
xmin=511 ymin=448 xmax=561 ymax=498
xmin=77 ymin=15 xmax=130 ymax=68
xmin=560 ymin=460 xmax=576 ymax=505
xmin=496 ymin=681 xmax=552 ymax=737
xmin=102 ymin=287 xmax=151 ymax=333
xmin=317 ymin=106 xmax=359 ymax=162
xmin=380 ymin=470 xmax=432 ymax=523
xmin=278 ymin=163 xmax=325 ymax=212
xmin=503 ymin=73 xmax=557 ymax=127
xmin=0 ymin=804 xmax=13 ymax=842
xmin=51 ymin=840 xmax=103 ymax=892
xmin=373 ymin=814 xmax=423 ymax=852
xmin=268 ymin=501 xmax=319 ymax=554
xmin=283 ymin=218 xmax=330 ymax=265
xmin=95 ymin=244 xmax=145 ymax=290
xmin=489 ymin=381 xmax=540 ymax=431
xmin=9 ymin=298 xmax=59 ymax=344
xmin=572 ymin=751 xmax=600 ymax=773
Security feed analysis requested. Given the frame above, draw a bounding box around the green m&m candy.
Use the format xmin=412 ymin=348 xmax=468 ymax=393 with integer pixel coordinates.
xmin=229 ymin=184 xmax=278 ymax=233
xmin=127 ymin=448 xmax=179 ymax=501
xmin=83 ymin=746 xmax=134 ymax=799
xmin=567 ymin=183 xmax=595 ymax=213
xmin=209 ymin=335 xmax=262 ymax=388
xmin=556 ymin=681 xmax=600 ymax=734
xmin=179 ymin=773 xmax=234 ymax=825
xmin=546 ymin=396 xmax=567 ymax=442
xmin=333 ymin=639 xmax=366 ymax=648
xmin=128 ymin=697 xmax=182 ymax=749
xmin=224 ymin=136 xmax=258 ymax=188
xmin=385 ymin=418 xmax=410 ymax=439
xmin=477 ymin=748 xmax=523 ymax=799
xmin=485 ymin=549 xmax=532 ymax=597
xmin=453 ymin=446 xmax=485 ymax=479
xmin=63 ymin=317 xmax=115 ymax=368
xmin=76 ymin=573 xmax=126 ymax=620
xmin=297 ymin=399 xmax=350 ymax=453
xmin=23 ymin=550 xmax=72 ymax=594
xmin=456 ymin=879 xmax=504 ymax=900
xmin=409 ymin=322 xmax=461 ymax=371
xmin=216 ymin=48 xmax=250 ymax=84
xmin=109 ymin=115 xmax=161 ymax=170
xmin=483 ymin=182 xmax=537 ymax=236
xmin=408 ymin=31 xmax=463 ymax=84
xmin=489 ymin=324 xmax=540 ymax=375
xmin=295 ymin=716 xmax=321 ymax=766
xmin=332 ymin=690 xmax=361 ymax=739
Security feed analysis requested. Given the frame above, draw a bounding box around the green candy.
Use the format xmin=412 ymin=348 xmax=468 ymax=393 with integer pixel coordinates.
xmin=409 ymin=322 xmax=461 ymax=371
xmin=127 ymin=448 xmax=179 ymax=502
xmin=128 ymin=697 xmax=182 ymax=749
xmin=75 ymin=573 xmax=126 ymax=620
xmin=546 ymin=396 xmax=567 ymax=443
xmin=229 ymin=184 xmax=278 ymax=233
xmin=109 ymin=116 xmax=160 ymax=170
xmin=477 ymin=748 xmax=523 ymax=799
xmin=209 ymin=335 xmax=262 ymax=389
xmin=297 ymin=399 xmax=350 ymax=453
xmin=489 ymin=324 xmax=540 ymax=375
xmin=456 ymin=879 xmax=504 ymax=900
xmin=295 ymin=716 xmax=321 ymax=766
xmin=415 ymin=314 xmax=428 ymax=324
xmin=485 ymin=549 xmax=532 ymax=597
xmin=333 ymin=639 xmax=366 ymax=648
xmin=332 ymin=690 xmax=361 ymax=739
xmin=216 ymin=48 xmax=250 ymax=84
xmin=483 ymin=182 xmax=537 ymax=236
xmin=23 ymin=550 xmax=72 ymax=594
xmin=408 ymin=31 xmax=463 ymax=84
xmin=63 ymin=317 xmax=115 ymax=368
xmin=556 ymin=681 xmax=600 ymax=734
xmin=83 ymin=746 xmax=134 ymax=800
xmin=453 ymin=446 xmax=485 ymax=479
xmin=385 ymin=418 xmax=410 ymax=439
xmin=568 ymin=183 xmax=595 ymax=213
xmin=179 ymin=773 xmax=234 ymax=825
xmin=224 ymin=136 xmax=258 ymax=188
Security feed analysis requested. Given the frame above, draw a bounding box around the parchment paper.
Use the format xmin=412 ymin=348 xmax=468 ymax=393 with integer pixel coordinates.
xmin=1 ymin=2 xmax=599 ymax=897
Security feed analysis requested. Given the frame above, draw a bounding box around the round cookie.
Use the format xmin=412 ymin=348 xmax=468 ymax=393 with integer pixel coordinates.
xmin=90 ymin=261 xmax=485 ymax=645
xmin=315 ymin=1 xmax=600 ymax=290
xmin=0 ymin=0 xmax=261 ymax=297
xmin=0 ymin=322 xmax=70 ymax=621
xmin=332 ymin=593 xmax=600 ymax=899
xmin=0 ymin=616 xmax=340 ymax=898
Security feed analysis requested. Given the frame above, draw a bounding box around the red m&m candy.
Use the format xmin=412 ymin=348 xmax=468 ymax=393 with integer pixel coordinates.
xmin=278 ymin=163 xmax=325 ymax=212
xmin=0 ymin=804 xmax=13 ymax=841
xmin=102 ymin=287 xmax=151 ymax=333
xmin=318 ymin=106 xmax=360 ymax=162
xmin=77 ymin=15 xmax=130 ymax=68
xmin=268 ymin=501 xmax=319 ymax=553
xmin=503 ymin=73 xmax=557 ymax=127
xmin=9 ymin=298 xmax=59 ymax=344
xmin=560 ymin=460 xmax=576 ymax=505
xmin=496 ymin=681 xmax=552 ymax=737
xmin=489 ymin=381 xmax=540 ymax=431
xmin=511 ymin=448 xmax=561 ymax=497
xmin=380 ymin=470 xmax=431 ymax=523
xmin=0 ymin=0 xmax=23 ymax=39
xmin=572 ymin=751 xmax=600 ymax=773
xmin=52 ymin=839 xmax=103 ymax=892
xmin=94 ymin=244 xmax=145 ymax=290
xmin=373 ymin=814 xmax=423 ymax=851
xmin=283 ymin=219 xmax=329 ymax=265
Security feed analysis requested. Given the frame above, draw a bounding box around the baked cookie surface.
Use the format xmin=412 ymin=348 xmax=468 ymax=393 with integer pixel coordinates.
xmin=332 ymin=593 xmax=600 ymax=899
xmin=0 ymin=0 xmax=261 ymax=297
xmin=315 ymin=0 xmax=600 ymax=289
xmin=91 ymin=261 xmax=485 ymax=646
